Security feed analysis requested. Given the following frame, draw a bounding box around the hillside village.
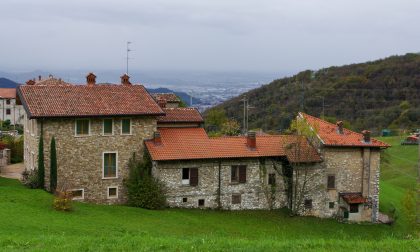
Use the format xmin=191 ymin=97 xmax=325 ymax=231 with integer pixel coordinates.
xmin=0 ymin=73 xmax=388 ymax=223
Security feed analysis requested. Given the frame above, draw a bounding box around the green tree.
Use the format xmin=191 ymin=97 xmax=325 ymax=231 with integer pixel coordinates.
xmin=50 ymin=136 xmax=57 ymax=192
xmin=205 ymin=108 xmax=227 ymax=132
xmin=124 ymin=152 xmax=166 ymax=209
xmin=37 ymin=123 xmax=45 ymax=189
xmin=221 ymin=119 xmax=241 ymax=136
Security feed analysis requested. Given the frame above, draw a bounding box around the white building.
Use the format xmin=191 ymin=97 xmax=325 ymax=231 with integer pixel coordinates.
xmin=0 ymin=88 xmax=24 ymax=125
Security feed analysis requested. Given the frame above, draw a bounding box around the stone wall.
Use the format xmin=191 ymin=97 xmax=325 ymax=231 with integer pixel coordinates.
xmin=153 ymin=158 xmax=288 ymax=210
xmin=23 ymin=112 xmax=156 ymax=204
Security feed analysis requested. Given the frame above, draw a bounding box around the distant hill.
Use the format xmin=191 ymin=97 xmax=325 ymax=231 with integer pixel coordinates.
xmin=205 ymin=53 xmax=420 ymax=134
xmin=147 ymin=87 xmax=201 ymax=106
xmin=0 ymin=78 xmax=18 ymax=88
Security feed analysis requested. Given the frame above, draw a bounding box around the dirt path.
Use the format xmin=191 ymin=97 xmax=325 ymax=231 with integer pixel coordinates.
xmin=0 ymin=163 xmax=24 ymax=180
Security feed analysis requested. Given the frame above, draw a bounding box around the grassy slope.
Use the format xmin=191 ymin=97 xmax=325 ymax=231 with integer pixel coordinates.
xmin=1 ymin=137 xmax=419 ymax=251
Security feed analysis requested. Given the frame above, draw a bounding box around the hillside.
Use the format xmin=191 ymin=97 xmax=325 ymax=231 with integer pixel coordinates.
xmin=206 ymin=53 xmax=420 ymax=134
xmin=0 ymin=77 xmax=18 ymax=88
xmin=148 ymin=87 xmax=201 ymax=105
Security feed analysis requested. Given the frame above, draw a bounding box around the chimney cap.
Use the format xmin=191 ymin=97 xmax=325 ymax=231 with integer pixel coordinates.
xmin=120 ymin=73 xmax=131 ymax=85
xmin=361 ymin=130 xmax=371 ymax=143
xmin=86 ymin=72 xmax=96 ymax=86
xmin=26 ymin=79 xmax=36 ymax=85
xmin=247 ymin=131 xmax=256 ymax=149
xmin=336 ymin=121 xmax=344 ymax=134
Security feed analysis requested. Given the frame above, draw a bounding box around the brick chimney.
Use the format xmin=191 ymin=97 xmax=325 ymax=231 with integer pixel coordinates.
xmin=86 ymin=72 xmax=96 ymax=86
xmin=336 ymin=121 xmax=344 ymax=134
xmin=157 ymin=99 xmax=167 ymax=108
xmin=247 ymin=131 xmax=256 ymax=149
xmin=154 ymin=131 xmax=162 ymax=145
xmin=120 ymin=73 xmax=131 ymax=85
xmin=26 ymin=79 xmax=36 ymax=85
xmin=362 ymin=130 xmax=371 ymax=143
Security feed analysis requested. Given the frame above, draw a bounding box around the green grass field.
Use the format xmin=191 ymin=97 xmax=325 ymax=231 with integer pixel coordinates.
xmin=0 ymin=136 xmax=419 ymax=251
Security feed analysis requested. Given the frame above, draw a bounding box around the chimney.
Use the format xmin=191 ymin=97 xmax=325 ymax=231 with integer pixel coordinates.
xmin=157 ymin=99 xmax=167 ymax=108
xmin=336 ymin=121 xmax=344 ymax=134
xmin=86 ymin=72 xmax=96 ymax=86
xmin=38 ymin=75 xmax=42 ymax=81
xmin=362 ymin=130 xmax=371 ymax=143
xmin=120 ymin=74 xmax=131 ymax=85
xmin=26 ymin=79 xmax=36 ymax=85
xmin=247 ymin=131 xmax=256 ymax=149
xmin=154 ymin=131 xmax=162 ymax=145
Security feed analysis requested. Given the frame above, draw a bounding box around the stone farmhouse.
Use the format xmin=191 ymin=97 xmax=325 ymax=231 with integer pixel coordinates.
xmin=18 ymin=73 xmax=389 ymax=223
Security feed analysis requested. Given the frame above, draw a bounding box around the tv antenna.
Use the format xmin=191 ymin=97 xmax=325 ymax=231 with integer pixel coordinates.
xmin=126 ymin=41 xmax=132 ymax=75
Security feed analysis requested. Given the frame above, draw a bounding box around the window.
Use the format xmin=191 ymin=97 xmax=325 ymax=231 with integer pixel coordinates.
xmin=182 ymin=168 xmax=198 ymax=186
xmin=232 ymin=194 xmax=241 ymax=204
xmin=327 ymin=175 xmax=335 ymax=189
xmin=329 ymin=202 xmax=335 ymax=209
xmin=103 ymin=119 xmax=113 ymax=135
xmin=349 ymin=204 xmax=359 ymax=213
xmin=75 ymin=119 xmax=90 ymax=136
xmin=268 ymin=173 xmax=276 ymax=185
xmin=183 ymin=197 xmax=188 ymax=203
xmin=6 ymin=99 xmax=10 ymax=105
xmin=103 ymin=152 xmax=117 ymax=178
xmin=71 ymin=189 xmax=84 ymax=200
xmin=107 ymin=187 xmax=118 ymax=199
xmin=121 ymin=119 xmax=131 ymax=134
xmin=6 ymin=109 xmax=11 ymax=115
xmin=231 ymin=165 xmax=246 ymax=183
xmin=304 ymin=199 xmax=313 ymax=209
xmin=198 ymin=199 xmax=205 ymax=207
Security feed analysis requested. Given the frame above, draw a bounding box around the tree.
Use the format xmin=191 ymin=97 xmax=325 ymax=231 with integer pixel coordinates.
xmin=37 ymin=122 xmax=45 ymax=189
xmin=221 ymin=119 xmax=241 ymax=136
xmin=205 ymin=108 xmax=227 ymax=132
xmin=286 ymin=118 xmax=322 ymax=216
xmin=50 ymin=136 xmax=57 ymax=192
xmin=124 ymin=152 xmax=166 ymax=209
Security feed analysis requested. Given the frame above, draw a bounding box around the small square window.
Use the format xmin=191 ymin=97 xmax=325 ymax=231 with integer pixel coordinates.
xmin=329 ymin=202 xmax=335 ymax=209
xmin=103 ymin=119 xmax=113 ymax=135
xmin=268 ymin=173 xmax=276 ymax=185
xmin=304 ymin=199 xmax=313 ymax=209
xmin=71 ymin=189 xmax=84 ymax=200
xmin=182 ymin=197 xmax=188 ymax=203
xmin=198 ymin=199 xmax=205 ymax=207
xmin=107 ymin=187 xmax=118 ymax=199
xmin=232 ymin=194 xmax=241 ymax=204
xmin=350 ymin=204 xmax=359 ymax=213
xmin=121 ymin=119 xmax=131 ymax=134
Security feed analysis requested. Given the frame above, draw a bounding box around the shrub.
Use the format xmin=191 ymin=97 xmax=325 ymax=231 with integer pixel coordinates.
xmin=21 ymin=169 xmax=39 ymax=189
xmin=53 ymin=189 xmax=73 ymax=211
xmin=124 ymin=152 xmax=166 ymax=210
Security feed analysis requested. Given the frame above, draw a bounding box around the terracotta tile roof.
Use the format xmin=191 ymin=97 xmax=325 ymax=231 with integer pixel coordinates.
xmin=35 ymin=77 xmax=72 ymax=86
xmin=299 ymin=112 xmax=390 ymax=148
xmin=18 ymin=84 xmax=164 ymax=118
xmin=151 ymin=93 xmax=180 ymax=103
xmin=157 ymin=108 xmax=203 ymax=123
xmin=0 ymin=88 xmax=16 ymax=99
xmin=145 ymin=128 xmax=321 ymax=163
xmin=341 ymin=193 xmax=366 ymax=204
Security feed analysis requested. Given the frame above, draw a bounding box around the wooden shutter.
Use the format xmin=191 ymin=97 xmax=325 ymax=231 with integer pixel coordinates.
xmin=189 ymin=168 xmax=198 ymax=186
xmin=239 ymin=165 xmax=246 ymax=183
xmin=327 ymin=175 xmax=335 ymax=189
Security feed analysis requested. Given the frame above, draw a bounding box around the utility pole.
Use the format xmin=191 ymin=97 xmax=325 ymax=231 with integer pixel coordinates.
xmin=301 ymin=81 xmax=305 ymax=112
xmin=126 ymin=41 xmax=132 ymax=75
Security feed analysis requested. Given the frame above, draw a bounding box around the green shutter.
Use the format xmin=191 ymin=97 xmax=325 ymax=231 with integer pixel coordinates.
xmin=122 ymin=119 xmax=131 ymax=134
xmin=103 ymin=119 xmax=113 ymax=134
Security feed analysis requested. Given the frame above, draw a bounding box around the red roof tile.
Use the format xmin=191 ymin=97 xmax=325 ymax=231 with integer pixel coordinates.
xmin=151 ymin=93 xmax=180 ymax=103
xmin=157 ymin=108 xmax=203 ymax=123
xmin=145 ymin=128 xmax=321 ymax=163
xmin=299 ymin=112 xmax=390 ymax=148
xmin=18 ymin=84 xmax=164 ymax=118
xmin=341 ymin=193 xmax=366 ymax=204
xmin=0 ymin=88 xmax=16 ymax=99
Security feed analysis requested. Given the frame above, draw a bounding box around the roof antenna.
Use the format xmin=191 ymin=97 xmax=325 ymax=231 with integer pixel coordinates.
xmin=126 ymin=41 xmax=132 ymax=75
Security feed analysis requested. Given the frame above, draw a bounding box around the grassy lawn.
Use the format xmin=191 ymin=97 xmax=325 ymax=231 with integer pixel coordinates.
xmin=0 ymin=136 xmax=419 ymax=251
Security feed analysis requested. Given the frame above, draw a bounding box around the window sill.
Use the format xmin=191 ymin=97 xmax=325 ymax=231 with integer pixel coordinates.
xmin=107 ymin=196 xmax=118 ymax=199
xmin=101 ymin=134 xmax=114 ymax=137
xmin=102 ymin=177 xmax=118 ymax=180
xmin=74 ymin=135 xmax=91 ymax=138
xmin=120 ymin=133 xmax=133 ymax=136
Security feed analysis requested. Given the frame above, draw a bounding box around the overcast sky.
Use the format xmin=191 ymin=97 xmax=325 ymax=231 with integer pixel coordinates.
xmin=1 ymin=0 xmax=419 ymax=73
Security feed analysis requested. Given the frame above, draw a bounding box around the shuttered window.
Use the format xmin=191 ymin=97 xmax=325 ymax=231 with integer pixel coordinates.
xmin=189 ymin=168 xmax=198 ymax=186
xmin=327 ymin=175 xmax=335 ymax=189
xmin=75 ymin=119 xmax=89 ymax=136
xmin=103 ymin=119 xmax=113 ymax=135
xmin=304 ymin=199 xmax=312 ymax=209
xmin=103 ymin=153 xmax=117 ymax=178
xmin=231 ymin=165 xmax=247 ymax=183
xmin=121 ymin=119 xmax=131 ymax=134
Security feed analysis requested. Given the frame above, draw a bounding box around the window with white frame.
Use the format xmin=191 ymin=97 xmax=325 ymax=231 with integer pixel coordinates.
xmin=75 ymin=119 xmax=90 ymax=136
xmin=103 ymin=119 xmax=113 ymax=135
xmin=107 ymin=186 xmax=118 ymax=199
xmin=103 ymin=152 xmax=118 ymax=178
xmin=71 ymin=189 xmax=84 ymax=200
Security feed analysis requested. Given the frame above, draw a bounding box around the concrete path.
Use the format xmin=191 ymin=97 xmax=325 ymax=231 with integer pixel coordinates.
xmin=0 ymin=163 xmax=24 ymax=180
